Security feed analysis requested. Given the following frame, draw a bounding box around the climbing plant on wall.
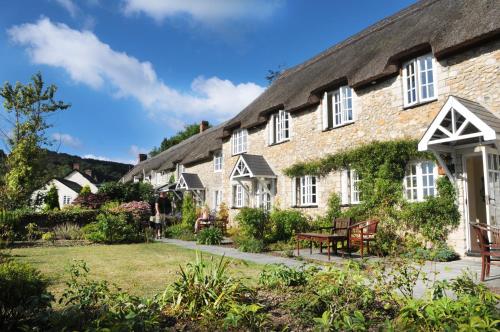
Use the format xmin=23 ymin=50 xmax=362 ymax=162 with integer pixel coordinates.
xmin=284 ymin=139 xmax=460 ymax=254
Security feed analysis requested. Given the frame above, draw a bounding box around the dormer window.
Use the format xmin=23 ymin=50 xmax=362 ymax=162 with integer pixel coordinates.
xmin=268 ymin=110 xmax=290 ymax=145
xmin=232 ymin=129 xmax=248 ymax=155
xmin=214 ymin=151 xmax=223 ymax=172
xmin=402 ymin=54 xmax=437 ymax=107
xmin=322 ymin=86 xmax=354 ymax=130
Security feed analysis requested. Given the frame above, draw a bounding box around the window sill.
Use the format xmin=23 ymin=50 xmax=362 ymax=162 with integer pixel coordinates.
xmin=268 ymin=139 xmax=290 ymax=147
xmin=292 ymin=205 xmax=318 ymax=209
xmin=214 ymin=170 xmax=223 ymax=173
xmin=231 ymin=206 xmax=245 ymax=210
xmin=232 ymin=151 xmax=247 ymax=157
xmin=322 ymin=121 xmax=355 ymax=132
xmin=403 ymin=98 xmax=437 ymax=110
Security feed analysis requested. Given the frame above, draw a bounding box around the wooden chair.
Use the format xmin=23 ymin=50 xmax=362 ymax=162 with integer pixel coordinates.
xmin=321 ymin=217 xmax=351 ymax=255
xmin=348 ymin=220 xmax=379 ymax=258
xmin=471 ymin=223 xmax=500 ymax=281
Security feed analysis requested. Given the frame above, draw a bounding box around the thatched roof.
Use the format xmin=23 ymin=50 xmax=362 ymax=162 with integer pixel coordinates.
xmin=221 ymin=0 xmax=500 ymax=137
xmin=121 ymin=123 xmax=225 ymax=182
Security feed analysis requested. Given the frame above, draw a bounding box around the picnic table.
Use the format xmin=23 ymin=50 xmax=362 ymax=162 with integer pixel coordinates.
xmin=296 ymin=233 xmax=343 ymax=260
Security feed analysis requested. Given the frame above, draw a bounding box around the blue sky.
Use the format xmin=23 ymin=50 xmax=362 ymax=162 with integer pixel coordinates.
xmin=0 ymin=0 xmax=416 ymax=164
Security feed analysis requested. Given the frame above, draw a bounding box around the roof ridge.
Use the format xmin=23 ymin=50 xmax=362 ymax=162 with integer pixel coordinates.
xmin=278 ymin=0 xmax=438 ymax=80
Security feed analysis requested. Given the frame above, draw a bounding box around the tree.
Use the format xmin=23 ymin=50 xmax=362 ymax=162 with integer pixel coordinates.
xmin=80 ymin=185 xmax=91 ymax=196
xmin=43 ymin=185 xmax=59 ymax=210
xmin=0 ymin=73 xmax=70 ymax=208
xmin=182 ymin=193 xmax=197 ymax=228
xmin=150 ymin=122 xmax=211 ymax=156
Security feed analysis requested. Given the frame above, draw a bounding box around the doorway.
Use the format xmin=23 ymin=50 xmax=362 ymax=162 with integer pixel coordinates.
xmin=465 ymin=155 xmax=486 ymax=252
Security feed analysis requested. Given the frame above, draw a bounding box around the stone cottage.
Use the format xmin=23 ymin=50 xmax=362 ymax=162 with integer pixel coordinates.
xmin=121 ymin=0 xmax=499 ymax=256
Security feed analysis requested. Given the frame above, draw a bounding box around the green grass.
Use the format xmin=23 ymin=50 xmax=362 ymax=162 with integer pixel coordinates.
xmin=8 ymin=243 xmax=262 ymax=299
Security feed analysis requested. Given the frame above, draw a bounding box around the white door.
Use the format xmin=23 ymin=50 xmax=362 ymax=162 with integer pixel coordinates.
xmin=482 ymin=148 xmax=500 ymax=227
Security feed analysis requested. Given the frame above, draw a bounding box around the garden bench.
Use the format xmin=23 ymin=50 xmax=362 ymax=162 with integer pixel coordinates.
xmin=471 ymin=223 xmax=500 ymax=281
xmin=296 ymin=217 xmax=352 ymax=260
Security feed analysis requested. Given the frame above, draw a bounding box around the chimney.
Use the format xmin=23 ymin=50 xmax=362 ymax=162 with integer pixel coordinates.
xmin=73 ymin=162 xmax=80 ymax=171
xmin=84 ymin=169 xmax=92 ymax=177
xmin=199 ymin=120 xmax=209 ymax=133
xmin=138 ymin=154 xmax=147 ymax=163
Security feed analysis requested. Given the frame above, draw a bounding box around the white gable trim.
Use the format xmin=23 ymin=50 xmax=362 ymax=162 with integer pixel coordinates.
xmin=230 ymin=156 xmax=253 ymax=179
xmin=418 ymin=96 xmax=497 ymax=151
xmin=175 ymin=174 xmax=188 ymax=190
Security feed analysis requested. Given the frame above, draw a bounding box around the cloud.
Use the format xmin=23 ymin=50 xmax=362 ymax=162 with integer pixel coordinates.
xmin=52 ymin=132 xmax=82 ymax=148
xmin=122 ymin=0 xmax=283 ymax=23
xmin=129 ymin=145 xmax=148 ymax=156
xmin=54 ymin=0 xmax=79 ymax=18
xmin=8 ymin=18 xmax=265 ymax=127
xmin=83 ymin=154 xmax=135 ymax=165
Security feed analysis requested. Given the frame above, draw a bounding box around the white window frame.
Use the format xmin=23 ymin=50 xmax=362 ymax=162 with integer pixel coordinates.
xmin=63 ymin=195 xmax=71 ymax=205
xmin=402 ymin=54 xmax=437 ymax=107
xmin=324 ymin=85 xmax=354 ymax=129
xmin=350 ymin=170 xmax=361 ymax=204
xmin=232 ymin=129 xmax=248 ymax=155
xmin=404 ymin=160 xmax=438 ymax=202
xmin=269 ymin=110 xmax=290 ymax=145
xmin=213 ymin=151 xmax=223 ymax=172
xmin=296 ymin=175 xmax=317 ymax=207
xmin=213 ymin=190 xmax=222 ymax=210
xmin=232 ymin=184 xmax=247 ymax=208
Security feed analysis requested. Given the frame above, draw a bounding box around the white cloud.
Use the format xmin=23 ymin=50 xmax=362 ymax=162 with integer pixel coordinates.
xmin=83 ymin=154 xmax=135 ymax=165
xmin=129 ymin=145 xmax=148 ymax=156
xmin=8 ymin=18 xmax=265 ymax=127
xmin=52 ymin=132 xmax=82 ymax=148
xmin=54 ymin=0 xmax=79 ymax=18
xmin=122 ymin=0 xmax=282 ymax=23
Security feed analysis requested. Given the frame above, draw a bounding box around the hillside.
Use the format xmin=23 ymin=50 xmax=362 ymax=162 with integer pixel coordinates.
xmin=0 ymin=149 xmax=132 ymax=183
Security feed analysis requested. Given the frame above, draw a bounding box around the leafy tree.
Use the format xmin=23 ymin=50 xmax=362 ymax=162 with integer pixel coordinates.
xmin=150 ymin=122 xmax=211 ymax=156
xmin=181 ymin=193 xmax=197 ymax=228
xmin=43 ymin=185 xmax=60 ymax=210
xmin=80 ymin=185 xmax=91 ymax=196
xmin=0 ymin=73 xmax=70 ymax=208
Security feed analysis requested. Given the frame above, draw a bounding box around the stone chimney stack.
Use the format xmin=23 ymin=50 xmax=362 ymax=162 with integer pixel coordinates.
xmin=84 ymin=169 xmax=92 ymax=177
xmin=73 ymin=162 xmax=80 ymax=171
xmin=138 ymin=154 xmax=147 ymax=163
xmin=199 ymin=120 xmax=209 ymax=133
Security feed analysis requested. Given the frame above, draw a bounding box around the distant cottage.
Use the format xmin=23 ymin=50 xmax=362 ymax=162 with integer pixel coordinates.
xmin=121 ymin=0 xmax=500 ymax=256
xmin=32 ymin=163 xmax=98 ymax=208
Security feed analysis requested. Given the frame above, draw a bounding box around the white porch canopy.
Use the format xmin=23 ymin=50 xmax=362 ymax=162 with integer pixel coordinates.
xmin=418 ymin=96 xmax=500 ymax=152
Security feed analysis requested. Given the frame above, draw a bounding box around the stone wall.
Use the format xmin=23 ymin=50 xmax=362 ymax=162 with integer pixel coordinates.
xmin=185 ymin=157 xmax=223 ymax=211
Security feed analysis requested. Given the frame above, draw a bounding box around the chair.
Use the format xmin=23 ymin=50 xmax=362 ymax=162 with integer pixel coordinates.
xmin=348 ymin=220 xmax=379 ymax=258
xmin=471 ymin=223 xmax=500 ymax=281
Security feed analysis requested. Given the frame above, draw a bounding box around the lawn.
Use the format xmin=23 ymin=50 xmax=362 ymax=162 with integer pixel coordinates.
xmin=9 ymin=243 xmax=263 ymax=299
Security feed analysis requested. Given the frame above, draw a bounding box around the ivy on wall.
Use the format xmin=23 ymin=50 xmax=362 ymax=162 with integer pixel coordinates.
xmin=284 ymin=139 xmax=460 ymax=252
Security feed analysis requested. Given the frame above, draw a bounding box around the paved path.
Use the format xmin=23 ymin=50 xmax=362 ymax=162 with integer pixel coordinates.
xmin=158 ymin=238 xmax=500 ymax=296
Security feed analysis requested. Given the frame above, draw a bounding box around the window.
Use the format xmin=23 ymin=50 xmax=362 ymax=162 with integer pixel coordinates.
xmin=269 ymin=110 xmax=290 ymax=144
xmin=63 ymin=196 xmax=71 ymax=205
xmin=176 ymin=164 xmax=185 ymax=179
xmin=256 ymin=181 xmax=273 ymax=211
xmin=323 ymin=85 xmax=354 ymax=130
xmin=232 ymin=129 xmax=248 ymax=155
xmin=404 ymin=161 xmax=438 ymax=201
xmin=350 ymin=170 xmax=361 ymax=204
xmin=294 ymin=176 xmax=317 ymax=206
xmin=214 ymin=151 xmax=223 ymax=172
xmin=213 ymin=190 xmax=222 ymax=209
xmin=133 ymin=176 xmax=139 ymax=183
xmin=403 ymin=54 xmax=436 ymax=107
xmin=341 ymin=169 xmax=362 ymax=205
xmin=232 ymin=184 xmax=247 ymax=208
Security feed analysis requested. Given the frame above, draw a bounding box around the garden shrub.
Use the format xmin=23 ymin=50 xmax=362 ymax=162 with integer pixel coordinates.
xmin=25 ymin=222 xmax=41 ymax=241
xmin=223 ymin=302 xmax=270 ymax=331
xmin=98 ymin=181 xmax=155 ymax=205
xmin=268 ymin=208 xmax=309 ymax=242
xmin=197 ymin=227 xmax=224 ymax=245
xmin=181 ymin=193 xmax=197 ymax=228
xmin=405 ymin=244 xmax=459 ymax=262
xmin=162 ymin=254 xmax=252 ymax=320
xmin=53 ymin=223 xmax=83 ymax=240
xmin=72 ymin=193 xmax=108 ymax=209
xmin=0 ymin=259 xmax=53 ymax=330
xmin=165 ymin=224 xmax=196 ymax=241
xmin=259 ymin=264 xmax=318 ymax=288
xmin=235 ymin=207 xmax=268 ymax=240
xmin=41 ymin=231 xmax=56 ymax=243
xmin=82 ymin=212 xmax=142 ymax=244
xmin=79 ymin=185 xmax=91 ymax=196
xmin=0 ymin=210 xmax=16 ymax=245
xmin=235 ymin=236 xmax=265 ymax=253
xmin=116 ymin=201 xmax=151 ymax=223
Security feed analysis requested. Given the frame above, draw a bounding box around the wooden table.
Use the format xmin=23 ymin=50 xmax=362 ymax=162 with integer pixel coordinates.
xmin=296 ymin=233 xmax=346 ymax=260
